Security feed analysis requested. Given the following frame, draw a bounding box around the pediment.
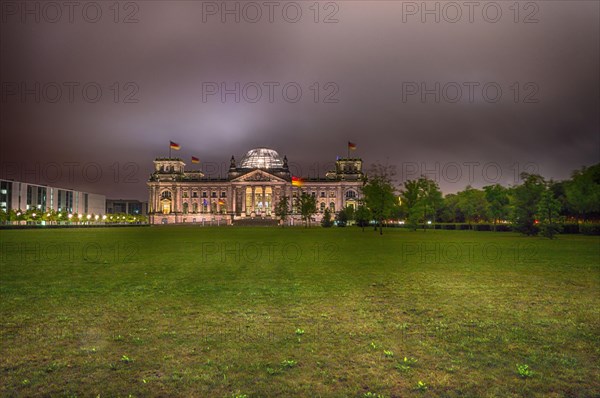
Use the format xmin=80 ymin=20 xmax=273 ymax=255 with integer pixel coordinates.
xmin=231 ymin=169 xmax=287 ymax=183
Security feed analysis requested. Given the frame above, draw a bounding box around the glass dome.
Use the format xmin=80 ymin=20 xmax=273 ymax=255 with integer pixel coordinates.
xmin=240 ymin=147 xmax=284 ymax=169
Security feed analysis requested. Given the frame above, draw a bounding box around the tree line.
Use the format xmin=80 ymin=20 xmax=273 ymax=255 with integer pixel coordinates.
xmin=281 ymin=162 xmax=599 ymax=238
xmin=396 ymin=163 xmax=599 ymax=237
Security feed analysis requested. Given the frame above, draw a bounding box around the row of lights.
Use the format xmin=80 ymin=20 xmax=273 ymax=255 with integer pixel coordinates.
xmin=15 ymin=212 xmax=137 ymax=221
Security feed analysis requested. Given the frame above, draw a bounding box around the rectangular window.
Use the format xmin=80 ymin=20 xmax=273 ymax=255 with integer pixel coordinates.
xmin=37 ymin=187 xmax=46 ymax=210
xmin=129 ymin=203 xmax=141 ymax=214
xmin=0 ymin=181 xmax=11 ymax=211
xmin=27 ymin=185 xmax=33 ymax=208
xmin=66 ymin=191 xmax=73 ymax=213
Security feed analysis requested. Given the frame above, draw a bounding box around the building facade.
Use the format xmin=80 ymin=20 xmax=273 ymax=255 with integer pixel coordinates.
xmin=106 ymin=199 xmax=148 ymax=216
xmin=0 ymin=179 xmax=106 ymax=215
xmin=147 ymin=148 xmax=363 ymax=224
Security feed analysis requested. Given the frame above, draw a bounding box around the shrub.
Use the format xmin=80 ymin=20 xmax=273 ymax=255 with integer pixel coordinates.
xmin=561 ymin=223 xmax=580 ymax=234
xmin=321 ymin=208 xmax=333 ymax=228
xmin=580 ymin=224 xmax=600 ymax=235
xmin=539 ymin=222 xmax=562 ymax=239
xmin=473 ymin=224 xmax=491 ymax=231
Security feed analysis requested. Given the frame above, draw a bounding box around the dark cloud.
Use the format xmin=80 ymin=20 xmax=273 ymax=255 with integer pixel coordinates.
xmin=1 ymin=1 xmax=598 ymax=198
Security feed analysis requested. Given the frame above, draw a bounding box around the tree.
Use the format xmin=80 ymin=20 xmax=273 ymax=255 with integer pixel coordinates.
xmin=275 ymin=195 xmax=290 ymax=226
xmin=418 ymin=177 xmax=443 ymax=231
xmin=321 ymin=207 xmax=333 ymax=227
xmin=298 ymin=192 xmax=317 ymax=227
xmin=565 ymin=164 xmax=600 ymax=224
xmin=549 ymin=180 xmax=571 ymax=220
xmin=456 ymin=186 xmax=489 ymax=228
xmin=400 ymin=179 xmax=422 ymax=231
xmin=354 ymin=205 xmax=371 ymax=232
xmin=511 ymin=172 xmax=546 ymax=235
xmin=400 ymin=176 xmax=442 ymax=231
xmin=483 ymin=184 xmax=510 ymax=230
xmin=344 ymin=205 xmax=355 ymax=225
xmin=335 ymin=208 xmax=348 ymax=227
xmin=438 ymin=193 xmax=462 ymax=223
xmin=362 ymin=166 xmax=397 ymax=235
xmin=536 ymin=186 xmax=562 ymax=239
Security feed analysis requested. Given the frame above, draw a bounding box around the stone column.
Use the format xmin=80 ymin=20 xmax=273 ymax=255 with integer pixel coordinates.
xmin=242 ymin=186 xmax=246 ymax=214
xmin=149 ymin=187 xmax=154 ymax=213
xmin=156 ymin=186 xmax=161 ymax=214
xmin=173 ymin=186 xmax=179 ymax=213
xmin=232 ymin=187 xmax=237 ymax=214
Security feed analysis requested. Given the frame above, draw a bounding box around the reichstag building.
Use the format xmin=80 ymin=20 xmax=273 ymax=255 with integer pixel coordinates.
xmin=147 ymin=148 xmax=363 ymax=224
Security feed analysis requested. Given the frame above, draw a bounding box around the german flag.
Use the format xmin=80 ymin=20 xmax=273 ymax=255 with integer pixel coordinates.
xmin=292 ymin=176 xmax=304 ymax=187
xmin=191 ymin=156 xmax=200 ymax=164
xmin=170 ymin=141 xmax=181 ymax=150
xmin=348 ymin=141 xmax=357 ymax=150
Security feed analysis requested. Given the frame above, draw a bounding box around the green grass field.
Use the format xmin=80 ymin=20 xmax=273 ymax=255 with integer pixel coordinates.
xmin=1 ymin=227 xmax=598 ymax=397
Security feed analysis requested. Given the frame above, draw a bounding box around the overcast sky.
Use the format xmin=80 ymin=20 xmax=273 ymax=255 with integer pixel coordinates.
xmin=1 ymin=1 xmax=598 ymax=200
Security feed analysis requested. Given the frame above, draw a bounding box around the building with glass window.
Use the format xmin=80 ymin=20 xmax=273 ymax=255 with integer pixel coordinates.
xmin=147 ymin=147 xmax=363 ymax=224
xmin=0 ymin=179 xmax=106 ymax=215
xmin=106 ymin=199 xmax=148 ymax=216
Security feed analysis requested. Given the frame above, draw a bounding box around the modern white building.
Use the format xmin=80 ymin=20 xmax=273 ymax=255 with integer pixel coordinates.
xmin=0 ymin=179 xmax=106 ymax=215
xmin=106 ymin=199 xmax=148 ymax=216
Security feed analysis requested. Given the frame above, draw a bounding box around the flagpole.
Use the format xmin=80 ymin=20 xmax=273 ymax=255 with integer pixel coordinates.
xmin=347 ymin=143 xmax=349 ymax=159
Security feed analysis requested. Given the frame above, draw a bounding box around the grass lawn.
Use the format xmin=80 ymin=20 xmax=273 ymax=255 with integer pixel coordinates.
xmin=0 ymin=226 xmax=599 ymax=397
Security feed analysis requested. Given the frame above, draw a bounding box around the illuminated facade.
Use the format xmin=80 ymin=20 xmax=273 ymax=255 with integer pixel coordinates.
xmin=0 ymin=179 xmax=106 ymax=215
xmin=147 ymin=147 xmax=363 ymax=224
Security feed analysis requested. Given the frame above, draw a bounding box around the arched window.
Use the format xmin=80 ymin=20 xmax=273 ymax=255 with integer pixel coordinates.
xmin=183 ymin=202 xmax=189 ymax=214
xmin=161 ymin=191 xmax=172 ymax=200
xmin=329 ymin=202 xmax=335 ymax=212
xmin=320 ymin=202 xmax=326 ymax=212
xmin=193 ymin=203 xmax=198 ymax=213
xmin=345 ymin=190 xmax=356 ymax=199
